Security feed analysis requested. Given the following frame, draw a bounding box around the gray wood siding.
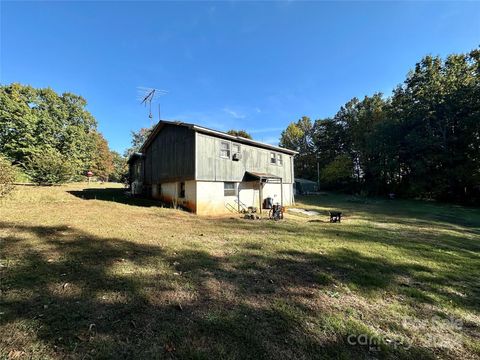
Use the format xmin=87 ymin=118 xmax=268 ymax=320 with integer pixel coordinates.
xmin=143 ymin=125 xmax=195 ymax=184
xmin=129 ymin=158 xmax=144 ymax=182
xmin=195 ymin=133 xmax=293 ymax=183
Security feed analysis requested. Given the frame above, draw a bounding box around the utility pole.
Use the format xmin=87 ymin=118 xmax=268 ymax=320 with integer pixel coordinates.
xmin=317 ymin=161 xmax=320 ymax=191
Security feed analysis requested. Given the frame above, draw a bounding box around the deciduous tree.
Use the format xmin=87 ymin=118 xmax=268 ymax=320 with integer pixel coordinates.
xmin=226 ymin=129 xmax=252 ymax=139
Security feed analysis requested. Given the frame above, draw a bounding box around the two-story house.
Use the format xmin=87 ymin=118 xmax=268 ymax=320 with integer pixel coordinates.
xmin=128 ymin=120 xmax=297 ymax=215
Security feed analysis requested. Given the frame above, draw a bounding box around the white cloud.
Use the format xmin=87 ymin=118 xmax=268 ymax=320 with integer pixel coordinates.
xmin=223 ymin=107 xmax=246 ymax=119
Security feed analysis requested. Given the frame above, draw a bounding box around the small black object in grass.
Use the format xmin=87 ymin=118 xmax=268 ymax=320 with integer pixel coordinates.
xmin=329 ymin=211 xmax=342 ymax=223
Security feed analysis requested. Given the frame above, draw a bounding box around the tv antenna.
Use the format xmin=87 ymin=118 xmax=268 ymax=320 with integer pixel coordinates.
xmin=137 ymin=86 xmax=168 ymax=126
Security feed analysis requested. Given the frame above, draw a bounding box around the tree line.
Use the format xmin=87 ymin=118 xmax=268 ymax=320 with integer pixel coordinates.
xmin=0 ymin=83 xmax=126 ymax=184
xmin=0 ymin=81 xmax=255 ymax=187
xmin=280 ymin=48 xmax=480 ymax=204
xmin=3 ymin=48 xmax=479 ymax=203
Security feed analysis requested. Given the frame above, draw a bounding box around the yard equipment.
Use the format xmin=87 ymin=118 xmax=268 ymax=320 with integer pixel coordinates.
xmin=269 ymin=203 xmax=284 ymax=221
xmin=263 ymin=197 xmax=273 ymax=209
xmin=329 ymin=211 xmax=342 ymax=223
xmin=234 ymin=199 xmax=248 ymax=213
xmin=244 ymin=206 xmax=259 ymax=220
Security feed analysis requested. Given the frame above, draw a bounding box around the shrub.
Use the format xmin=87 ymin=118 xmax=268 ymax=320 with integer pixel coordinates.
xmin=0 ymin=155 xmax=16 ymax=197
xmin=26 ymin=148 xmax=75 ymax=185
xmin=14 ymin=168 xmax=31 ymax=183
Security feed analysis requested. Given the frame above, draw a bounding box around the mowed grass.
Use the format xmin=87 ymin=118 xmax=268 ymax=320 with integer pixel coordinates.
xmin=1 ymin=184 xmax=479 ymax=359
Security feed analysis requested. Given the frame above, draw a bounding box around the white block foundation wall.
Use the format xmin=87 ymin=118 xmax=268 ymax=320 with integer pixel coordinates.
xmin=151 ymin=181 xmax=294 ymax=215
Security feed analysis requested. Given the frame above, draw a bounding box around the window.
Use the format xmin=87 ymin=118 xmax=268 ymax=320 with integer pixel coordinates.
xmin=277 ymin=154 xmax=283 ymax=166
xmin=270 ymin=152 xmax=276 ymax=164
xmin=224 ymin=182 xmax=236 ymax=196
xmin=220 ymin=141 xmax=230 ymax=158
xmin=232 ymin=144 xmax=241 ymax=160
xmin=179 ymin=182 xmax=185 ymax=198
xmin=232 ymin=143 xmax=240 ymax=154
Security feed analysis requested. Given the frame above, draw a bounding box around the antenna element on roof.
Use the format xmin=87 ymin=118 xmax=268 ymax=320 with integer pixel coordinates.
xmin=137 ymin=87 xmax=168 ymax=126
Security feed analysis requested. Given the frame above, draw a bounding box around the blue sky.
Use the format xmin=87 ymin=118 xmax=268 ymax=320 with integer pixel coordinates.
xmin=1 ymin=1 xmax=479 ymax=153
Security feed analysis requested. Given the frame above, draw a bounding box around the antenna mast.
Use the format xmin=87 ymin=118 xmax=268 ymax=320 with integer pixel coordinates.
xmin=137 ymin=87 xmax=168 ymax=126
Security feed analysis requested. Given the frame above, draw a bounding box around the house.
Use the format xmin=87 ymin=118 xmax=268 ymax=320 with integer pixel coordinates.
xmin=128 ymin=120 xmax=297 ymax=215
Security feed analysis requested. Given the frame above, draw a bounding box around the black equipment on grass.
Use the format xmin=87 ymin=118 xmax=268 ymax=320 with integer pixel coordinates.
xmin=329 ymin=211 xmax=342 ymax=223
xmin=269 ymin=203 xmax=284 ymax=221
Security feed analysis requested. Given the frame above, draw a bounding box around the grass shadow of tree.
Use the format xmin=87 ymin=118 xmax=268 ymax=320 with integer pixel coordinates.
xmin=67 ymin=187 xmax=163 ymax=207
xmin=213 ymin=216 xmax=480 ymax=315
xmin=0 ymin=221 xmax=455 ymax=359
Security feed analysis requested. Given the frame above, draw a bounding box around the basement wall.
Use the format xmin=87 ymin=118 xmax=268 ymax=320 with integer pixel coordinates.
xmin=196 ymin=181 xmax=294 ymax=216
xmin=151 ymin=180 xmax=197 ymax=213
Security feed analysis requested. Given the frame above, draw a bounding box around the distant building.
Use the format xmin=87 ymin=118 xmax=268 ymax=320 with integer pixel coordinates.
xmin=128 ymin=120 xmax=297 ymax=215
xmin=294 ymin=178 xmax=318 ymax=195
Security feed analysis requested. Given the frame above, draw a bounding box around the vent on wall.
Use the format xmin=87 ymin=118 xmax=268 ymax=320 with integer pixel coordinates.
xmin=232 ymin=153 xmax=242 ymax=161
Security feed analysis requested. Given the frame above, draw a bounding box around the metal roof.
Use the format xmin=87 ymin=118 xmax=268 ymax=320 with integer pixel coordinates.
xmin=140 ymin=120 xmax=298 ymax=155
xmin=243 ymin=171 xmax=283 ymax=182
xmin=294 ymin=178 xmax=318 ymax=184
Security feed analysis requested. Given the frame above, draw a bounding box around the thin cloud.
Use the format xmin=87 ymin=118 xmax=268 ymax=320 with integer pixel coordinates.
xmin=223 ymin=107 xmax=246 ymax=119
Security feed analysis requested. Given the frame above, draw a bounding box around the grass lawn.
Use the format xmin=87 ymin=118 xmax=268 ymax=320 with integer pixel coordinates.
xmin=1 ymin=183 xmax=479 ymax=359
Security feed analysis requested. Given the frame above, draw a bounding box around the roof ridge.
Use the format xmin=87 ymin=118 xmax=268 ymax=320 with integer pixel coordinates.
xmin=139 ymin=120 xmax=298 ymax=155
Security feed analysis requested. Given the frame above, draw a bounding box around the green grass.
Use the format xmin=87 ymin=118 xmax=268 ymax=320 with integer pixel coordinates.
xmin=1 ymin=184 xmax=479 ymax=359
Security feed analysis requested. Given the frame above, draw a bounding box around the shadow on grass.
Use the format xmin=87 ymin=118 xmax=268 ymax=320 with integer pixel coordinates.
xmin=0 ymin=221 xmax=441 ymax=359
xmin=212 ymin=214 xmax=480 ymax=314
xmin=67 ymin=188 xmax=163 ymax=208
xmin=296 ymin=194 xmax=480 ymax=228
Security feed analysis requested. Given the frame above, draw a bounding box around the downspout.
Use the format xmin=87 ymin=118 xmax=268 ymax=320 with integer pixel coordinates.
xmin=194 ymin=131 xmax=198 ymax=213
xmin=291 ymin=155 xmax=295 ymax=206
xmin=280 ymin=177 xmax=283 ymax=207
xmin=259 ymin=180 xmax=263 ymax=214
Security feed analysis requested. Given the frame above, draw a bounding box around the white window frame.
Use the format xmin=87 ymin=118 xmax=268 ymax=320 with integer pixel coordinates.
xmin=232 ymin=143 xmax=241 ymax=155
xmin=220 ymin=141 xmax=231 ymax=158
xmin=270 ymin=152 xmax=276 ymax=165
xmin=224 ymin=182 xmax=237 ymax=196
xmin=277 ymin=153 xmax=283 ymax=166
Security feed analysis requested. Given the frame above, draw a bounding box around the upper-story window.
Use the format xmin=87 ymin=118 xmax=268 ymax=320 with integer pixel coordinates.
xmin=270 ymin=152 xmax=284 ymax=166
xmin=232 ymin=143 xmax=241 ymax=155
xmin=220 ymin=141 xmax=230 ymax=158
xmin=270 ymin=152 xmax=276 ymax=164
xmin=277 ymin=154 xmax=283 ymax=166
